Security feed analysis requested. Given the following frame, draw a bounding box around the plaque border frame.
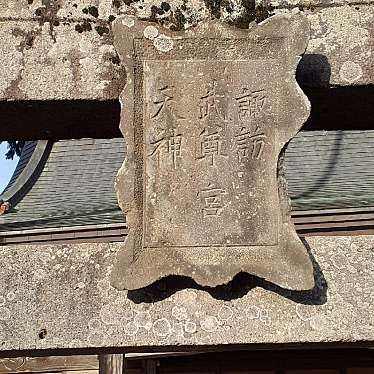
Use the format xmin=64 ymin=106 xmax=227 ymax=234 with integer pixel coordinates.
xmin=111 ymin=14 xmax=315 ymax=291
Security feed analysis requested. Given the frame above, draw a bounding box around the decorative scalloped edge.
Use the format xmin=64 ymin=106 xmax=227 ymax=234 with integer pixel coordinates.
xmin=111 ymin=13 xmax=315 ymax=291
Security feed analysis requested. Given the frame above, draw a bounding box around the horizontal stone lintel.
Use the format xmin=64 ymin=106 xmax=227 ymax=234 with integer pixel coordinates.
xmin=0 ymin=235 xmax=373 ymax=352
xmin=0 ymin=3 xmax=373 ymax=100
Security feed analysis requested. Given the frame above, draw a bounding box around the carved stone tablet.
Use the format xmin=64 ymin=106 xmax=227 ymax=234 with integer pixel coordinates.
xmin=112 ymin=14 xmax=315 ymax=290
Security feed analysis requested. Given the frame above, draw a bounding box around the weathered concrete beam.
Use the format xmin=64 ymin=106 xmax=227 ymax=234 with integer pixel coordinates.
xmin=0 ymin=1 xmax=116 ymax=21
xmin=0 ymin=236 xmax=373 ymax=352
xmin=285 ymin=5 xmax=374 ymax=87
xmin=0 ymin=1 xmax=373 ymax=100
xmin=0 ymin=19 xmax=124 ymax=100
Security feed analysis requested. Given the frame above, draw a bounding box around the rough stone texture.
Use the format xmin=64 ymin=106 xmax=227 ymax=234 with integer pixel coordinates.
xmin=0 ymin=20 xmax=124 ymax=100
xmin=0 ymin=0 xmax=115 ymax=20
xmin=0 ymin=0 xmax=373 ymax=100
xmin=0 ymin=236 xmax=373 ymax=351
xmin=265 ymin=0 xmax=374 ymax=7
xmin=282 ymin=5 xmax=374 ymax=87
xmin=111 ymin=14 xmax=314 ymax=291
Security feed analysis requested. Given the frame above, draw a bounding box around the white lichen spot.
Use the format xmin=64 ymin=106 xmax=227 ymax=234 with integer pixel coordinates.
xmin=0 ymin=307 xmax=11 ymax=321
xmin=184 ymin=320 xmax=197 ymax=334
xmin=99 ymin=0 xmax=113 ymax=20
xmin=310 ymin=314 xmax=331 ymax=332
xmin=259 ymin=309 xmax=271 ymax=326
xmin=121 ymin=15 xmax=135 ymax=28
xmin=99 ymin=44 xmax=116 ymax=56
xmin=173 ymin=322 xmax=185 ymax=337
xmin=153 ymin=318 xmax=172 ymax=337
xmin=120 ymin=308 xmax=134 ymax=322
xmin=144 ymin=26 xmax=159 ymax=40
xmin=6 ymin=292 xmax=15 ymax=302
xmin=339 ymin=61 xmax=363 ymax=83
xmin=295 ymin=304 xmax=317 ymax=322
xmin=100 ymin=300 xmax=128 ymax=325
xmin=218 ymin=305 xmax=233 ymax=321
xmin=33 ymin=268 xmax=47 ymax=281
xmin=57 ymin=8 xmax=68 ymax=18
xmin=331 ymin=253 xmax=348 ymax=270
xmin=124 ymin=321 xmax=139 ymax=336
xmin=69 ymin=338 xmax=83 ymax=347
xmin=173 ymin=289 xmax=198 ymax=307
xmin=172 ymin=305 xmax=188 ymax=321
xmin=88 ymin=318 xmax=102 ymax=331
xmin=134 ymin=311 xmax=152 ymax=330
xmin=246 ymin=305 xmax=260 ymax=320
xmin=200 ymin=315 xmax=219 ymax=332
xmin=153 ymin=34 xmax=174 ymax=52
xmin=87 ymin=331 xmax=104 ymax=346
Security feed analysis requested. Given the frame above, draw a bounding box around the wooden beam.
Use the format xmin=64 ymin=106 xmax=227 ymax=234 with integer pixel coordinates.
xmin=0 ymin=356 xmax=98 ymax=374
xmin=99 ymin=355 xmax=123 ymax=374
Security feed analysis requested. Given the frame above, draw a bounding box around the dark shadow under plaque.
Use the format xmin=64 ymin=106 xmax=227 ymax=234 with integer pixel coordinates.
xmin=112 ymin=14 xmax=315 ymax=291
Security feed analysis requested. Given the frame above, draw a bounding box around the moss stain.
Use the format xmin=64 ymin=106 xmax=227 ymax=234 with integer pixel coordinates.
xmin=75 ymin=20 xmax=93 ymax=33
xmin=11 ymin=28 xmax=40 ymax=51
xmin=82 ymin=6 xmax=99 ymax=18
xmin=31 ymin=0 xmax=273 ymax=41
xmin=110 ymin=54 xmax=121 ymax=65
xmin=6 ymin=27 xmax=43 ymax=99
xmin=95 ymin=25 xmax=110 ymax=36
xmin=33 ymin=0 xmax=62 ymax=41
xmin=203 ymin=0 xmax=273 ymax=27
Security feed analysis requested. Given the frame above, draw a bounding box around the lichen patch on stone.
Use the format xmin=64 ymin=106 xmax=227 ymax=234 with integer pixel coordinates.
xmin=153 ymin=33 xmax=174 ymax=51
xmin=339 ymin=60 xmax=363 ymax=83
xmin=121 ymin=15 xmax=136 ymax=27
xmin=144 ymin=25 xmax=159 ymax=39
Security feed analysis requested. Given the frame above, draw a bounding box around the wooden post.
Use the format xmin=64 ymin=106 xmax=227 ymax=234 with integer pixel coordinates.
xmin=142 ymin=359 xmax=157 ymax=374
xmin=99 ymin=354 xmax=124 ymax=374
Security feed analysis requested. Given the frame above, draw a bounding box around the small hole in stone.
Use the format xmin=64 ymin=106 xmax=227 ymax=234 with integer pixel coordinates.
xmin=38 ymin=329 xmax=47 ymax=339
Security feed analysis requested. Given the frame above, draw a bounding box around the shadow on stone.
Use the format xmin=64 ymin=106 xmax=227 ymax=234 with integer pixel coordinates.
xmin=296 ymin=53 xmax=331 ymax=88
xmin=127 ymin=239 xmax=328 ymax=305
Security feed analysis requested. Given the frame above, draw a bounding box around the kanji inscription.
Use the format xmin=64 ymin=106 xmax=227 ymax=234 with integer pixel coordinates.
xmin=112 ymin=14 xmax=315 ymax=290
xmin=144 ymin=60 xmax=277 ymax=248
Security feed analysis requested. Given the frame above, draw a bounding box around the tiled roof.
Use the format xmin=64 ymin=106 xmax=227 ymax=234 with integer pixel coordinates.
xmin=285 ymin=130 xmax=374 ymax=210
xmin=0 ymin=131 xmax=373 ymax=232
xmin=1 ymin=141 xmax=37 ymax=196
xmin=0 ymin=139 xmax=126 ymax=231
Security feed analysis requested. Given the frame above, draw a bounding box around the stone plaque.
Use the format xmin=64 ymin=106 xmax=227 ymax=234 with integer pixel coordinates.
xmin=112 ymin=14 xmax=314 ymax=290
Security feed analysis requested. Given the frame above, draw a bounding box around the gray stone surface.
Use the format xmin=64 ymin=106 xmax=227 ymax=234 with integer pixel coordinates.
xmin=0 ymin=1 xmax=116 ymax=21
xmin=111 ymin=14 xmax=314 ymax=291
xmin=286 ymin=5 xmax=374 ymax=87
xmin=0 ymin=236 xmax=373 ymax=351
xmin=0 ymin=1 xmax=372 ymax=100
xmin=0 ymin=19 xmax=124 ymax=100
